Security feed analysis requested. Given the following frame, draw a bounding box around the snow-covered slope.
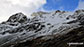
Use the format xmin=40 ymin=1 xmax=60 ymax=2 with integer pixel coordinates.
xmin=0 ymin=10 xmax=84 ymax=47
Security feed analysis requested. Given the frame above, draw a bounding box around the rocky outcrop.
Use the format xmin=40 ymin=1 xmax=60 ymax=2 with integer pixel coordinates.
xmin=7 ymin=12 xmax=28 ymax=23
xmin=0 ymin=10 xmax=84 ymax=47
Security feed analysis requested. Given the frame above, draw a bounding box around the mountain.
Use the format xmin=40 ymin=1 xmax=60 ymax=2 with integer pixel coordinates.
xmin=0 ymin=10 xmax=84 ymax=47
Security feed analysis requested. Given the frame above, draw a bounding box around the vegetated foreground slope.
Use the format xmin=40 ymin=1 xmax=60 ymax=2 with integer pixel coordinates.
xmin=0 ymin=10 xmax=84 ymax=47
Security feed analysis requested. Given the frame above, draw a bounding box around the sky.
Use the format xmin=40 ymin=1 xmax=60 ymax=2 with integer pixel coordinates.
xmin=42 ymin=0 xmax=79 ymax=11
xmin=0 ymin=0 xmax=84 ymax=22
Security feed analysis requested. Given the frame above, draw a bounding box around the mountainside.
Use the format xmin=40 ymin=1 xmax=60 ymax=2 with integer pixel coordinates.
xmin=0 ymin=10 xmax=84 ymax=47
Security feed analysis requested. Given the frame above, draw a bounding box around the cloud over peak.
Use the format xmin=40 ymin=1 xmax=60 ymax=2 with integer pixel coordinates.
xmin=75 ymin=0 xmax=84 ymax=10
xmin=0 ymin=0 xmax=46 ymax=22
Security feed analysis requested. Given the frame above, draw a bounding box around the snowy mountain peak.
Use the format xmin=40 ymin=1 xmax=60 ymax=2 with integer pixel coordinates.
xmin=0 ymin=10 xmax=84 ymax=47
xmin=7 ymin=12 xmax=28 ymax=23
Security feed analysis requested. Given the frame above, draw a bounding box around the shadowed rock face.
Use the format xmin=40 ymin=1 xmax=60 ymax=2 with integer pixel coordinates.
xmin=7 ymin=13 xmax=28 ymax=23
xmin=0 ymin=10 xmax=84 ymax=47
xmin=14 ymin=26 xmax=84 ymax=47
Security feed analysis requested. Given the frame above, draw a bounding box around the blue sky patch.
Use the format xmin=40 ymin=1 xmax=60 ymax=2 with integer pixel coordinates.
xmin=42 ymin=0 xmax=79 ymax=11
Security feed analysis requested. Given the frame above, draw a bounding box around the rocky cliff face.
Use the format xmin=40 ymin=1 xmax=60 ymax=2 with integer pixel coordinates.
xmin=0 ymin=10 xmax=84 ymax=47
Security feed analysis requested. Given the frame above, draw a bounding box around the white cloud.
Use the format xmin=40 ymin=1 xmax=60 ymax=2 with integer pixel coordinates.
xmin=0 ymin=0 xmax=46 ymax=23
xmin=75 ymin=0 xmax=84 ymax=10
